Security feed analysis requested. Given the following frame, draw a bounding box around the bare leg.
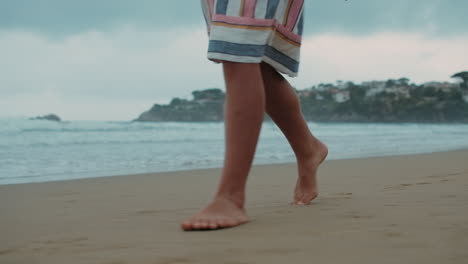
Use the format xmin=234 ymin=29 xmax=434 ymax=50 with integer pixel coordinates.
xmin=260 ymin=63 xmax=328 ymax=205
xmin=181 ymin=62 xmax=265 ymax=230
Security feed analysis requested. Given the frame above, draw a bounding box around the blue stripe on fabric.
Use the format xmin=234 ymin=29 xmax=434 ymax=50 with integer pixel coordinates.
xmin=208 ymin=40 xmax=298 ymax=73
xmin=209 ymin=40 xmax=266 ymax=57
xmin=264 ymin=46 xmax=299 ymax=73
xmin=265 ymin=0 xmax=279 ymax=19
xmin=216 ymin=0 xmax=229 ymax=15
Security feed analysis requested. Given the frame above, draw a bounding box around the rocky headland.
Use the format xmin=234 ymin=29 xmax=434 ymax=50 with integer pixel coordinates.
xmin=134 ymin=72 xmax=468 ymax=123
xmin=135 ymin=89 xmax=225 ymax=122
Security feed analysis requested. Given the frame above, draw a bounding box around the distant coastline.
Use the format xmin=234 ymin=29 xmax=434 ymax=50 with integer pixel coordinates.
xmin=135 ymin=73 xmax=468 ymax=123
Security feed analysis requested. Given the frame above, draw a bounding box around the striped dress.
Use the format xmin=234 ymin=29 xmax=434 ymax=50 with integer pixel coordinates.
xmin=201 ymin=0 xmax=304 ymax=77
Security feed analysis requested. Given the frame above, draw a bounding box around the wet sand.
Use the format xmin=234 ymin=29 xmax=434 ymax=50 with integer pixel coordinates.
xmin=1 ymin=149 xmax=468 ymax=264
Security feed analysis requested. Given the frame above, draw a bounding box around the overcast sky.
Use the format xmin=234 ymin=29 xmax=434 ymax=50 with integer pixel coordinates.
xmin=1 ymin=0 xmax=467 ymax=120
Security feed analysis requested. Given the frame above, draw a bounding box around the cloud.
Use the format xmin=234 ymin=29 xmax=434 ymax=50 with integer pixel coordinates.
xmin=0 ymin=25 xmax=226 ymax=97
xmin=0 ymin=92 xmax=154 ymax=121
xmin=2 ymin=1 xmax=468 ymax=37
xmin=1 ymin=26 xmax=467 ymax=120
xmin=293 ymin=32 xmax=468 ymax=88
xmin=0 ymin=0 xmax=204 ymax=36
xmin=0 ymin=26 xmax=225 ymax=120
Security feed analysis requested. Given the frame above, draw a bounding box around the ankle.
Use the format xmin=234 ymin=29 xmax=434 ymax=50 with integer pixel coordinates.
xmin=214 ymin=192 xmax=245 ymax=208
xmin=297 ymin=137 xmax=327 ymax=163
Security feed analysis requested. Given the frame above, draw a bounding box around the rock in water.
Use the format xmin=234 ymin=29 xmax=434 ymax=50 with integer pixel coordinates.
xmin=30 ymin=114 xmax=61 ymax=122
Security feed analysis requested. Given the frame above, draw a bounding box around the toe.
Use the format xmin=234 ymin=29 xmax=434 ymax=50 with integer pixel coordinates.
xmin=208 ymin=221 xmax=218 ymax=230
xmin=182 ymin=218 xmax=199 ymax=230
xmin=299 ymin=195 xmax=313 ymax=205
xmin=181 ymin=221 xmax=192 ymax=231
xmin=211 ymin=216 xmax=226 ymax=229
xmin=293 ymin=193 xmax=305 ymax=205
xmin=300 ymin=192 xmax=318 ymax=205
xmin=293 ymin=192 xmax=302 ymax=203
xmin=185 ymin=222 xmax=194 ymax=230
xmin=216 ymin=217 xmax=228 ymax=228
xmin=192 ymin=221 xmax=203 ymax=229
xmin=227 ymin=217 xmax=240 ymax=227
xmin=198 ymin=220 xmax=210 ymax=230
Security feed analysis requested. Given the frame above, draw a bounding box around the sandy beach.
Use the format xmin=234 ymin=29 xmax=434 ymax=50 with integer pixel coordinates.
xmin=1 ymin=150 xmax=467 ymax=264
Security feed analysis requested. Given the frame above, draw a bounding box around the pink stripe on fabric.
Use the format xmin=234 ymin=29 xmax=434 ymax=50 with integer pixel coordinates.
xmin=213 ymin=14 xmax=276 ymax=27
xmin=212 ymin=15 xmax=302 ymax=44
xmin=243 ymin=0 xmax=257 ymax=18
xmin=208 ymin=0 xmax=215 ymax=18
xmin=285 ymin=0 xmax=303 ymax=31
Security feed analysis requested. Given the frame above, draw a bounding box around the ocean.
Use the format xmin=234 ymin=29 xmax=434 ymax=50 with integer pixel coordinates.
xmin=1 ymin=118 xmax=467 ymax=185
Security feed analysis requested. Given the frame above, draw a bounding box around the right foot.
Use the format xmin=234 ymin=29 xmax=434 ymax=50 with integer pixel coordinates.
xmin=181 ymin=196 xmax=249 ymax=231
xmin=293 ymin=140 xmax=328 ymax=205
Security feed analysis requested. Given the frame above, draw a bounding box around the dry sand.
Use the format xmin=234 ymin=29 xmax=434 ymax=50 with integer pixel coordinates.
xmin=1 ymin=150 xmax=468 ymax=264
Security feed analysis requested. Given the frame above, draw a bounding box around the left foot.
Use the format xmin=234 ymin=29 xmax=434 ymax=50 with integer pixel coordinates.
xmin=293 ymin=140 xmax=328 ymax=205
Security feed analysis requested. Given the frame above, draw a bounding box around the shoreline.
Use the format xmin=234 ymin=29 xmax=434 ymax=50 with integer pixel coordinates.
xmin=3 ymin=147 xmax=468 ymax=186
xmin=1 ymin=149 xmax=468 ymax=263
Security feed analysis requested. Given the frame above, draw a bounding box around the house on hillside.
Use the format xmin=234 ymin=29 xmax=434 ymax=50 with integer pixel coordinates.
xmin=423 ymin=81 xmax=459 ymax=93
xmin=363 ymin=81 xmax=386 ymax=97
xmin=336 ymin=80 xmax=348 ymax=90
xmin=330 ymin=88 xmax=350 ymax=103
xmin=296 ymin=89 xmax=312 ymax=97
xmin=192 ymin=89 xmax=224 ymax=105
xmin=364 ymin=80 xmax=410 ymax=99
xmin=315 ymin=83 xmax=335 ymax=91
xmin=384 ymin=86 xmax=411 ymax=99
xmin=462 ymin=90 xmax=468 ymax=103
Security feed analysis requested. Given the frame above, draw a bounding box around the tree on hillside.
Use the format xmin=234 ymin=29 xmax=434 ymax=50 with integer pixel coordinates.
xmin=170 ymin=98 xmax=187 ymax=106
xmin=451 ymin=71 xmax=468 ymax=89
xmin=192 ymin=88 xmax=224 ymax=101
xmin=397 ymin=77 xmax=410 ymax=86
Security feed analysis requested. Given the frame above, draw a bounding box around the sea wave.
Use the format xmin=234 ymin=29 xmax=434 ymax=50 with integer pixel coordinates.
xmin=1 ymin=118 xmax=468 ymax=185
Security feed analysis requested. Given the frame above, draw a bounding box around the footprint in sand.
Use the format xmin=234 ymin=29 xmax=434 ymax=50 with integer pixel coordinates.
xmin=425 ymin=171 xmax=463 ymax=179
xmin=47 ymin=192 xmax=80 ymax=197
xmin=0 ymin=248 xmax=16 ymax=255
xmin=440 ymin=179 xmax=455 ymax=182
xmin=32 ymin=237 xmax=89 ymax=252
xmin=135 ymin=209 xmax=165 ymax=215
xmin=154 ymin=257 xmax=192 ymax=264
xmin=44 ymin=237 xmax=89 ymax=244
xmin=384 ymin=232 xmax=402 ymax=238
xmin=256 ymin=248 xmax=301 ymax=254
xmin=384 ymin=183 xmax=414 ymax=191
xmin=336 ymin=192 xmax=353 ymax=196
xmin=326 ymin=192 xmax=353 ymax=200
xmin=342 ymin=212 xmax=374 ymax=220
xmin=441 ymin=194 xmax=457 ymax=199
xmin=415 ymin=182 xmax=431 ymax=185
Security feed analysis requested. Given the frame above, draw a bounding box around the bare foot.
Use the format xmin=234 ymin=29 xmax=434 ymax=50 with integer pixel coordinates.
xmin=181 ymin=196 xmax=249 ymax=231
xmin=293 ymin=139 xmax=328 ymax=205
